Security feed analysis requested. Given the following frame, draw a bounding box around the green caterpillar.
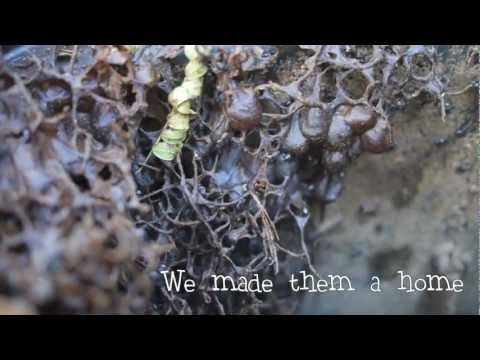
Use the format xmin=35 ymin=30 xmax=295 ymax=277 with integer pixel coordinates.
xmin=151 ymin=45 xmax=208 ymax=161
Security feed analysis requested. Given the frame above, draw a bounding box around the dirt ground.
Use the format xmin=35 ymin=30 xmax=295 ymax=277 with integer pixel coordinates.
xmin=300 ymin=46 xmax=478 ymax=314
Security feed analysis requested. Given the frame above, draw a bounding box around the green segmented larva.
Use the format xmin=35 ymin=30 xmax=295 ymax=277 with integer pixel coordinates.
xmin=151 ymin=45 xmax=208 ymax=161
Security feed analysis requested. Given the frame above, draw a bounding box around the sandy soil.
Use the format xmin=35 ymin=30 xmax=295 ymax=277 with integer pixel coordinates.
xmin=300 ymin=46 xmax=478 ymax=314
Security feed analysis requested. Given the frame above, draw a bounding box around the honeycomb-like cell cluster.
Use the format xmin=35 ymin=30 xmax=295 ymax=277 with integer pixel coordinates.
xmin=132 ymin=45 xmax=445 ymax=314
xmin=0 ymin=45 xmax=445 ymax=315
xmin=0 ymin=46 xmax=153 ymax=314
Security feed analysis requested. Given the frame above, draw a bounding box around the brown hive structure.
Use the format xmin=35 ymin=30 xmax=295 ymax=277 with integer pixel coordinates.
xmin=0 ymin=45 xmax=444 ymax=314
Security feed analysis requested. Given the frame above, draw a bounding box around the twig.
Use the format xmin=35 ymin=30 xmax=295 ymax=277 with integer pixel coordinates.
xmin=440 ymin=81 xmax=478 ymax=123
